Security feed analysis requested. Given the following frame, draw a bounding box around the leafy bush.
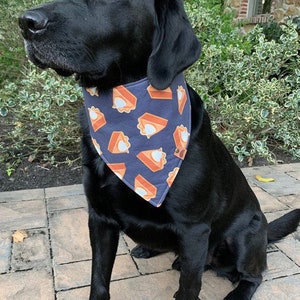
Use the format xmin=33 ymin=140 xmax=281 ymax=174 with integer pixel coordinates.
xmin=0 ymin=0 xmax=82 ymax=173
xmin=0 ymin=66 xmax=82 ymax=172
xmin=257 ymin=21 xmax=283 ymax=42
xmin=0 ymin=0 xmax=299 ymax=175
xmin=185 ymin=1 xmax=300 ymax=163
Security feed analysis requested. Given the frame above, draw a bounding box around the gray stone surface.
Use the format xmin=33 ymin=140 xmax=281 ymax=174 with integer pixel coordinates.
xmin=274 ymin=232 xmax=300 ymax=266
xmin=0 ymin=269 xmax=54 ymax=300
xmin=251 ymin=186 xmax=288 ymax=212
xmin=47 ymin=194 xmax=87 ymax=212
xmin=49 ymin=208 xmax=91 ymax=264
xmin=54 ymin=260 xmax=91 ymax=291
xmin=109 ymin=270 xmax=180 ymax=300
xmin=0 ymin=188 xmax=44 ymax=203
xmin=0 ymin=199 xmax=47 ymax=231
xmin=0 ymin=232 xmax=11 ymax=273
xmin=0 ymin=163 xmax=299 ymax=300
xmin=45 ymin=184 xmax=84 ymax=198
xmin=252 ymin=274 xmax=300 ymax=300
xmin=56 ymin=286 xmax=90 ymax=300
xmin=11 ymin=229 xmax=50 ymax=271
xmin=242 ymin=163 xmax=300 ymax=197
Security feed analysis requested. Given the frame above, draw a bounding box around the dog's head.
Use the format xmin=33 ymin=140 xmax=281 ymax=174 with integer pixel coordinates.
xmin=19 ymin=0 xmax=201 ymax=90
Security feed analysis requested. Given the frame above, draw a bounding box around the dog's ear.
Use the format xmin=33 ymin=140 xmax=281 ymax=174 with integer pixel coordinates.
xmin=147 ymin=0 xmax=201 ymax=90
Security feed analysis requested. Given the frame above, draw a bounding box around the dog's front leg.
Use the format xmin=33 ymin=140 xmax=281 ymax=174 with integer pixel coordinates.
xmin=88 ymin=207 xmax=119 ymax=300
xmin=174 ymin=223 xmax=210 ymax=300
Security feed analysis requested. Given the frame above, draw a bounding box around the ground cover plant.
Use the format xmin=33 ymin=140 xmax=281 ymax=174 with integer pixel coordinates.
xmin=0 ymin=0 xmax=299 ymax=176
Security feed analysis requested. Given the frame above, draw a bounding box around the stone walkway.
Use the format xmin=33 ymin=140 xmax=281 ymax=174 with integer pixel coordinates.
xmin=0 ymin=163 xmax=299 ymax=300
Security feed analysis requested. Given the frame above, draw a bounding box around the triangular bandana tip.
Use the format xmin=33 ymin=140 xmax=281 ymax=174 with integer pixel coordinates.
xmin=83 ymin=73 xmax=191 ymax=207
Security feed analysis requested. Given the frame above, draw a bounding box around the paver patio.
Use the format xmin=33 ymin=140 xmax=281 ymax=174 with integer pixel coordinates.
xmin=0 ymin=163 xmax=299 ymax=299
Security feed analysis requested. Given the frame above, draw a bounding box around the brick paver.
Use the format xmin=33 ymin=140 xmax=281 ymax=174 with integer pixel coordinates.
xmin=0 ymin=269 xmax=54 ymax=300
xmin=0 ymin=164 xmax=299 ymax=299
xmin=11 ymin=228 xmax=50 ymax=272
xmin=49 ymin=208 xmax=91 ymax=265
xmin=0 ymin=199 xmax=47 ymax=231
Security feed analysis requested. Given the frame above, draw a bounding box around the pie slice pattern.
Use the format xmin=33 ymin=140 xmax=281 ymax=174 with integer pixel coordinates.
xmin=84 ymin=75 xmax=190 ymax=207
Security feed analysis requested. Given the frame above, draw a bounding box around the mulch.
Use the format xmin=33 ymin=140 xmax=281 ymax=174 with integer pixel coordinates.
xmin=0 ymin=150 xmax=299 ymax=192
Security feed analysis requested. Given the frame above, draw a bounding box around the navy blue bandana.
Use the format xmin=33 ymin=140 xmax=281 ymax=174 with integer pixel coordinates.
xmin=83 ymin=73 xmax=191 ymax=207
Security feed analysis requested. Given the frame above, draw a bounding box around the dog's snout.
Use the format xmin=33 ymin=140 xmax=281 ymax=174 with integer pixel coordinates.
xmin=19 ymin=10 xmax=48 ymax=39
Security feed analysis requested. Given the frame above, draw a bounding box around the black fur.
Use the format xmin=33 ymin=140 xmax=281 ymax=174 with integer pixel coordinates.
xmin=19 ymin=1 xmax=300 ymax=299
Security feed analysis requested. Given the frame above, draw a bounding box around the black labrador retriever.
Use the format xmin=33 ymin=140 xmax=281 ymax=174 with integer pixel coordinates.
xmin=19 ymin=1 xmax=300 ymax=299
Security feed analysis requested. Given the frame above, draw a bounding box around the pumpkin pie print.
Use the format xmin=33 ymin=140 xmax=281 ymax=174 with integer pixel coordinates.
xmin=173 ymin=125 xmax=190 ymax=160
xmin=86 ymin=87 xmax=99 ymax=97
xmin=147 ymin=85 xmax=173 ymax=100
xmin=167 ymin=167 xmax=179 ymax=187
xmin=177 ymin=86 xmax=187 ymax=115
xmin=112 ymin=85 xmax=137 ymax=113
xmin=91 ymin=138 xmax=102 ymax=155
xmin=137 ymin=113 xmax=168 ymax=139
xmin=107 ymin=163 xmax=126 ymax=179
xmin=134 ymin=174 xmax=157 ymax=201
xmin=108 ymin=131 xmax=131 ymax=154
xmin=88 ymin=106 xmax=107 ymax=132
xmin=137 ymin=148 xmax=167 ymax=172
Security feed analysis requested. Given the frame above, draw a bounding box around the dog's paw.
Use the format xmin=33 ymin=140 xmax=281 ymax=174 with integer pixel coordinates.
xmin=130 ymin=245 xmax=162 ymax=258
xmin=173 ymin=291 xmax=200 ymax=300
xmin=223 ymin=290 xmax=250 ymax=300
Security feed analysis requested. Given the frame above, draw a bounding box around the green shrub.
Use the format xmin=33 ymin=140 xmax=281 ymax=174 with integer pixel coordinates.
xmin=0 ymin=65 xmax=82 ymax=171
xmin=0 ymin=0 xmax=299 ymax=175
xmin=257 ymin=21 xmax=283 ymax=42
xmin=0 ymin=0 xmax=82 ymax=173
xmin=185 ymin=1 xmax=300 ymax=162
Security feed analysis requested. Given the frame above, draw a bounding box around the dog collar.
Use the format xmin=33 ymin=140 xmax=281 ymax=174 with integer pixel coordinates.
xmin=83 ymin=73 xmax=191 ymax=207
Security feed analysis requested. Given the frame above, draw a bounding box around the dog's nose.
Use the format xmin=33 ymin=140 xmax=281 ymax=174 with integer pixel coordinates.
xmin=19 ymin=10 xmax=48 ymax=39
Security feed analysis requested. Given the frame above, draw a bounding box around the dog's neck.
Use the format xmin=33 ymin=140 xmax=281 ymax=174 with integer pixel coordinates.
xmin=76 ymin=54 xmax=150 ymax=92
xmin=77 ymin=72 xmax=148 ymax=92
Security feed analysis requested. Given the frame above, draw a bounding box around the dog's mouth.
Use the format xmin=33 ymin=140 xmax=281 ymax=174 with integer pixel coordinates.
xmin=24 ymin=40 xmax=116 ymax=89
xmin=29 ymin=53 xmax=73 ymax=76
xmin=24 ymin=40 xmax=75 ymax=77
xmin=28 ymin=53 xmax=75 ymax=77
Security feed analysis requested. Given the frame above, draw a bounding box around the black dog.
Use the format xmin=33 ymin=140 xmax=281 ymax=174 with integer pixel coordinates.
xmin=19 ymin=1 xmax=300 ymax=299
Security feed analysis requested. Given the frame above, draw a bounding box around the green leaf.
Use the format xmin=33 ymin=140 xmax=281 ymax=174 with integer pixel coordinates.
xmin=0 ymin=107 xmax=8 ymax=117
xmin=260 ymin=109 xmax=269 ymax=118
xmin=69 ymin=95 xmax=78 ymax=102
xmin=56 ymin=98 xmax=65 ymax=106
xmin=7 ymin=98 xmax=16 ymax=107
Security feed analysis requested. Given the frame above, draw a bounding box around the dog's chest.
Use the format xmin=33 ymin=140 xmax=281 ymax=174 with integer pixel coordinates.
xmin=121 ymin=216 xmax=178 ymax=252
xmin=97 ymin=182 xmax=179 ymax=251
